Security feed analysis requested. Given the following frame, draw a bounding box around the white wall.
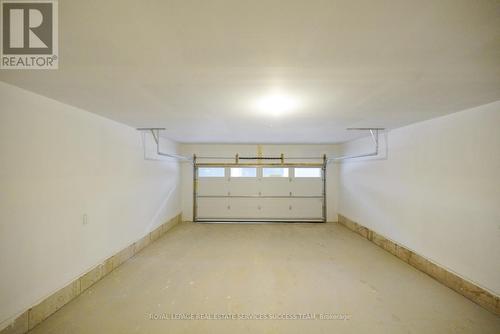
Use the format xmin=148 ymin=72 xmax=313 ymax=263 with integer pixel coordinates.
xmin=180 ymin=144 xmax=339 ymax=222
xmin=337 ymin=101 xmax=500 ymax=295
xmin=2 ymin=77 xmax=498 ymax=328
xmin=0 ymin=82 xmax=182 ymax=328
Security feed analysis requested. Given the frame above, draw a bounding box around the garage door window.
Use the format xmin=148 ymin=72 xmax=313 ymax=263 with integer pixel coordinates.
xmin=198 ymin=167 xmax=225 ymax=177
xmin=231 ymin=168 xmax=257 ymax=177
xmin=262 ymin=168 xmax=289 ymax=177
xmin=295 ymin=168 xmax=321 ymax=178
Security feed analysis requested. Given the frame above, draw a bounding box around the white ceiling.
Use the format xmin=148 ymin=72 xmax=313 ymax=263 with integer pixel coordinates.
xmin=1 ymin=0 xmax=499 ymax=143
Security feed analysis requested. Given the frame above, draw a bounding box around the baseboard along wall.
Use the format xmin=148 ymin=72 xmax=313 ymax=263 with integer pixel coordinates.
xmin=0 ymin=214 xmax=183 ymax=334
xmin=337 ymin=214 xmax=499 ymax=316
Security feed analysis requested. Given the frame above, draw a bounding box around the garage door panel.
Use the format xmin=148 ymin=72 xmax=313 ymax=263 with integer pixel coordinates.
xmin=260 ymin=178 xmax=293 ymax=196
xmin=195 ymin=165 xmax=325 ymax=222
xmin=287 ymin=198 xmax=324 ymax=218
xmin=197 ymin=179 xmax=228 ymax=196
xmin=227 ymin=179 xmax=260 ymax=196
xmin=227 ymin=198 xmax=263 ymax=218
xmin=197 ymin=198 xmax=231 ymax=218
xmin=260 ymin=199 xmax=290 ymax=218
xmin=258 ymin=198 xmax=323 ymax=219
xmin=290 ymin=179 xmax=323 ymax=196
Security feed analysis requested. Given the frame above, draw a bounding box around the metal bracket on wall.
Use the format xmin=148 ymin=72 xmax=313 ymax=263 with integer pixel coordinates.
xmin=137 ymin=128 xmax=192 ymax=161
xmin=328 ymin=128 xmax=385 ymax=162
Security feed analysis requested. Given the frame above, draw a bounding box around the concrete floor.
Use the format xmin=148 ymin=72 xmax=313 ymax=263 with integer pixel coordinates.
xmin=30 ymin=222 xmax=500 ymax=334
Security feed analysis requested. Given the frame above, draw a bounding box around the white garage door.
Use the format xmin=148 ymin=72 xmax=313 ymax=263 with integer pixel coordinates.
xmin=194 ymin=165 xmax=326 ymax=222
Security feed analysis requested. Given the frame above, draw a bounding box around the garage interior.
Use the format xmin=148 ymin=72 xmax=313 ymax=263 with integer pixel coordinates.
xmin=1 ymin=0 xmax=499 ymax=333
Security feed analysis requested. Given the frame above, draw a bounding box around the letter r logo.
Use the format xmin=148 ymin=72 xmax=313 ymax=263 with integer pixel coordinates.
xmin=2 ymin=2 xmax=53 ymax=54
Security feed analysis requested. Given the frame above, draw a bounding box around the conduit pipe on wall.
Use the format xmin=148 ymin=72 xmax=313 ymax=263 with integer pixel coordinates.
xmin=328 ymin=128 xmax=385 ymax=162
xmin=137 ymin=128 xmax=192 ymax=161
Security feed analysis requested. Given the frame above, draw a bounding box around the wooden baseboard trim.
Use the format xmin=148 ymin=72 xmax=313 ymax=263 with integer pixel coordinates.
xmin=0 ymin=214 xmax=182 ymax=334
xmin=337 ymin=214 xmax=499 ymax=316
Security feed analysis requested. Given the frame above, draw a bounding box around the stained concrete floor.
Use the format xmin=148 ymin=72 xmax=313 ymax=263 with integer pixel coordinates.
xmin=29 ymin=222 xmax=500 ymax=334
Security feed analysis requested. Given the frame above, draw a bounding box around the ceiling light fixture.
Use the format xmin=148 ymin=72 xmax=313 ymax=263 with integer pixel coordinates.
xmin=254 ymin=92 xmax=299 ymax=117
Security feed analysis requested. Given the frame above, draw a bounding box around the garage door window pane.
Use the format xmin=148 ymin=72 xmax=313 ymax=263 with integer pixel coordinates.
xmin=198 ymin=167 xmax=225 ymax=177
xmin=262 ymin=168 xmax=289 ymax=177
xmin=295 ymin=168 xmax=321 ymax=178
xmin=231 ymin=168 xmax=257 ymax=177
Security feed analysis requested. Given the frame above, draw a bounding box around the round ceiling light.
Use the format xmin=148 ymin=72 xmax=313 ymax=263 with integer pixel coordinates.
xmin=254 ymin=92 xmax=300 ymax=117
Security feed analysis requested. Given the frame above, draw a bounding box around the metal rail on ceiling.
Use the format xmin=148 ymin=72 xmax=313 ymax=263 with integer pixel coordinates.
xmin=195 ymin=156 xmax=325 ymax=160
xmin=194 ymin=162 xmax=325 ymax=167
xmin=327 ymin=128 xmax=385 ymax=162
xmin=194 ymin=153 xmax=327 ymax=167
xmin=137 ymin=128 xmax=192 ymax=161
xmin=137 ymin=128 xmax=386 ymax=164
